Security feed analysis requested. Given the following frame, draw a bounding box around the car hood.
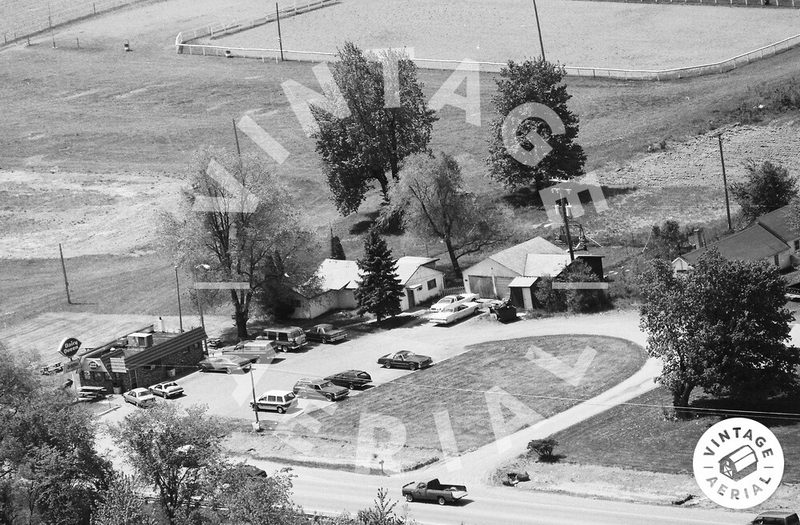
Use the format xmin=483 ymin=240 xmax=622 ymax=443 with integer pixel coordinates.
xmin=321 ymin=385 xmax=349 ymax=394
xmin=408 ymin=355 xmax=431 ymax=363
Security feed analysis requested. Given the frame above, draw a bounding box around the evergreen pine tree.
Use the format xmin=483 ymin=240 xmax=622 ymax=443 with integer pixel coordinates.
xmin=355 ymin=229 xmax=404 ymax=324
xmin=331 ymin=235 xmax=346 ymax=260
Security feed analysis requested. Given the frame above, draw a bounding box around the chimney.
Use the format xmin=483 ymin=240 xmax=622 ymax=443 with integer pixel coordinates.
xmin=692 ymin=228 xmax=705 ymax=249
xmin=157 ymin=316 xmax=165 ymax=332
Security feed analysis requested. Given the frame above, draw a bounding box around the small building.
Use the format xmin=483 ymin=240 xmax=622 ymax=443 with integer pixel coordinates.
xmin=463 ymin=237 xmax=604 ymax=308
xmin=78 ymin=325 xmax=206 ymax=393
xmin=291 ymin=256 xmax=444 ymax=318
xmin=395 ymin=257 xmax=444 ymax=310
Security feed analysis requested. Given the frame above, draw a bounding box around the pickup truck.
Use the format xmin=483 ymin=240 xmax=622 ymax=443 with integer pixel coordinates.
xmin=427 ymin=302 xmax=480 ymax=325
xmin=402 ymin=479 xmax=468 ymax=505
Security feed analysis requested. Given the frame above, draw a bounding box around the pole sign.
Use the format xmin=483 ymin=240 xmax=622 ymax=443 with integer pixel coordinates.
xmin=58 ymin=337 xmax=81 ymax=358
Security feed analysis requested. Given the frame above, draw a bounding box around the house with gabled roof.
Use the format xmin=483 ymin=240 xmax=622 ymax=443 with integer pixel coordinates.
xmin=672 ymin=204 xmax=800 ymax=273
xmin=462 ymin=237 xmax=603 ymax=309
xmin=290 ymin=256 xmax=445 ymax=318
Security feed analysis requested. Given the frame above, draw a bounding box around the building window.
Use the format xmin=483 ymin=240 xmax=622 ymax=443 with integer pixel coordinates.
xmin=795 ymin=240 xmax=799 ymax=251
xmin=427 ymin=279 xmax=437 ymax=290
xmin=774 ymin=254 xmax=780 ymax=266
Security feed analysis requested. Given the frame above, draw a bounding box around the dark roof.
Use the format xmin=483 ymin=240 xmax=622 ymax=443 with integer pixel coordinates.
xmin=122 ymin=327 xmax=206 ymax=369
xmin=756 ymin=204 xmax=800 ymax=243
xmin=682 ymin=224 xmax=788 ymax=265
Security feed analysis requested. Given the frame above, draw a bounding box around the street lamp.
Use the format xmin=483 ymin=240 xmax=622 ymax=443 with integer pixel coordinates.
xmin=174 ymin=266 xmax=183 ymax=333
xmin=250 ymin=367 xmax=260 ymax=431
xmin=193 ymin=264 xmax=211 ymax=354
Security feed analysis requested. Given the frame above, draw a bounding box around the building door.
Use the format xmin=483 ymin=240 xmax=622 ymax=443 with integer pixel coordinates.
xmin=407 ymin=288 xmax=416 ymax=308
xmin=468 ymin=276 xmax=495 ymax=298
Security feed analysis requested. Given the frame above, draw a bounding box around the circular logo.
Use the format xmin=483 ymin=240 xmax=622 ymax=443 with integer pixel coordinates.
xmin=693 ymin=417 xmax=784 ymax=509
xmin=58 ymin=337 xmax=81 ymax=358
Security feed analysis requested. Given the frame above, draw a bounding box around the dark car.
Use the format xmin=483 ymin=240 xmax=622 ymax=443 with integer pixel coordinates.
xmin=377 ymin=350 xmax=433 ymax=370
xmin=198 ymin=356 xmax=251 ymax=374
xmin=77 ymin=386 xmax=107 ymax=402
xmin=751 ymin=511 xmax=800 ymax=525
xmin=324 ymin=370 xmax=372 ymax=390
xmin=305 ymin=323 xmax=348 ymax=344
xmin=292 ymin=378 xmax=349 ymax=401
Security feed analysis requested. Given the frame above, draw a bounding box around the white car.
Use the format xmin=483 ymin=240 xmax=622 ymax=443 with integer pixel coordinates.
xmin=428 ymin=302 xmax=481 ymax=325
xmin=123 ymin=388 xmax=157 ymax=408
xmin=149 ymin=381 xmax=184 ymax=399
xmin=429 ymin=293 xmax=479 ymax=312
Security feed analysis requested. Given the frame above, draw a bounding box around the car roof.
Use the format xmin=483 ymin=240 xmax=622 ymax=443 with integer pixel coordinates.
xmin=315 ymin=323 xmax=334 ymax=328
xmin=758 ymin=511 xmax=799 ymax=517
xmin=131 ymin=387 xmax=149 ymax=393
xmin=262 ymin=389 xmax=293 ymax=396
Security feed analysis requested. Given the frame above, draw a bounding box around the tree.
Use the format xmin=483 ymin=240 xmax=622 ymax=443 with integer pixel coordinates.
xmin=161 ymin=148 xmax=319 ymax=339
xmin=730 ymin=160 xmax=798 ymax=222
xmin=645 ymin=220 xmax=689 ymax=261
xmin=206 ymin=465 xmax=303 ymax=525
xmin=385 ymin=152 xmax=509 ymax=276
xmin=534 ymin=261 xmax=608 ymax=313
xmin=92 ymin=475 xmax=159 ymax=525
xmin=112 ymin=404 xmax=228 ymax=524
xmin=487 ymin=58 xmax=586 ymax=190
xmin=639 ymin=251 xmax=797 ymax=411
xmin=331 ymin=234 xmax=346 ymax=260
xmin=312 ymin=42 xmax=438 ymax=214
xmin=0 ymin=344 xmax=111 ymax=525
xmin=354 ymin=229 xmax=404 ymax=324
xmin=332 ymin=489 xmax=410 ymax=525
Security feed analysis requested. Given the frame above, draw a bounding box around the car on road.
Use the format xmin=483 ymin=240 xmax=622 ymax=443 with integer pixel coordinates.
xmin=429 ymin=293 xmax=479 ymax=312
xmin=259 ymin=326 xmax=307 ymax=352
xmin=378 ymin=350 xmax=433 ymax=370
xmin=76 ymin=386 xmax=107 ymax=402
xmin=149 ymin=381 xmax=184 ymax=399
xmin=402 ymin=479 xmax=468 ymax=506
xmin=305 ymin=323 xmax=348 ymax=344
xmin=224 ymin=340 xmax=276 ymax=363
xmin=123 ymin=388 xmax=156 ymax=408
xmin=198 ymin=355 xmax=252 ymax=374
xmin=324 ymin=370 xmax=372 ymax=390
xmin=751 ymin=511 xmax=800 ymax=525
xmin=250 ymin=390 xmax=297 ymax=414
xmin=292 ymin=378 xmax=349 ymax=401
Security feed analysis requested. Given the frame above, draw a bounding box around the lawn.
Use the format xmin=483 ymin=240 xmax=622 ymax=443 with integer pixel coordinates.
xmin=548 ymin=386 xmax=800 ymax=483
xmin=251 ymin=335 xmax=646 ymax=470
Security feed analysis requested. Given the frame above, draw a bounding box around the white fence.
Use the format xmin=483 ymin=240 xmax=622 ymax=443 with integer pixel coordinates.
xmin=579 ymin=0 xmax=798 ymax=6
xmin=175 ymin=30 xmax=800 ymax=81
xmin=1 ymin=0 xmax=165 ymax=46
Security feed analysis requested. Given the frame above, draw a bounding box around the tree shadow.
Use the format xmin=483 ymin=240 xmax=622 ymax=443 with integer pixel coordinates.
xmin=501 ymin=184 xmax=638 ymax=209
xmin=689 ymin=394 xmax=800 ymax=428
xmin=349 ymin=211 xmax=379 ymax=235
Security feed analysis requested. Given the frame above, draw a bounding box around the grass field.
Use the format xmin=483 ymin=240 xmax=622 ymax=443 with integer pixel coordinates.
xmin=211 ymin=0 xmax=800 ymax=70
xmin=229 ymin=335 xmax=646 ymax=469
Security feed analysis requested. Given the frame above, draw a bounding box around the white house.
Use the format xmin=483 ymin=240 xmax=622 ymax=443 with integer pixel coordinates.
xmin=291 ymin=256 xmax=445 ymax=318
xmin=462 ymin=237 xmax=603 ymax=309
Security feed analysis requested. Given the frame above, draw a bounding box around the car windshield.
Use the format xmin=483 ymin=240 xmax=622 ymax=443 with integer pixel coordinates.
xmin=319 ymin=381 xmax=333 ymax=388
xmin=285 ymin=392 xmax=296 ymax=400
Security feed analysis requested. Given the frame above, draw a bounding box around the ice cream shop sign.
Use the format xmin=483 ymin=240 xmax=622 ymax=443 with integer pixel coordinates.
xmin=58 ymin=337 xmax=81 ymax=359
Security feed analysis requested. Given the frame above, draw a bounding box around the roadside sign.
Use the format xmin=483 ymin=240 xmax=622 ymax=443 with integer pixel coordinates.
xmin=58 ymin=337 xmax=81 ymax=358
xmin=64 ymin=360 xmax=80 ymax=373
xmin=109 ymin=357 xmax=127 ymax=374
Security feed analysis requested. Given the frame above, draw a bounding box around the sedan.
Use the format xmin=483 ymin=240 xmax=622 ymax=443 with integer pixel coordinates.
xmin=305 ymin=323 xmax=348 ymax=343
xmin=430 ymin=293 xmax=479 ymax=312
xmin=123 ymin=388 xmax=156 ymax=408
xmin=325 ymin=370 xmax=372 ymax=390
xmin=149 ymin=381 xmax=184 ymax=399
xmin=198 ymin=356 xmax=251 ymax=374
xmin=377 ymin=351 xmax=433 ymax=370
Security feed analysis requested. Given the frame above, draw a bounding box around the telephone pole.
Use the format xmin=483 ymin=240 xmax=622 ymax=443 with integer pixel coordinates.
xmin=275 ymin=3 xmax=284 ymax=62
xmin=718 ymin=133 xmax=732 ymax=232
xmin=174 ymin=266 xmax=184 ymax=332
xmin=58 ymin=243 xmax=72 ymax=304
xmin=531 ymin=0 xmax=546 ymax=61
xmin=552 ymin=188 xmax=575 ymax=261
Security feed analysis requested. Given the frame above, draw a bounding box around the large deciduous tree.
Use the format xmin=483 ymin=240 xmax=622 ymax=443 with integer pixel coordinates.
xmin=639 ymin=251 xmax=797 ymax=411
xmin=385 ymin=152 xmax=509 ymax=276
xmin=112 ymin=404 xmax=228 ymax=525
xmin=312 ymin=42 xmax=438 ymax=214
xmin=206 ymin=465 xmax=303 ymax=525
xmin=161 ymin=148 xmax=319 ymax=338
xmin=487 ymin=58 xmax=585 ymax=190
xmin=355 ymin=229 xmax=404 ymax=324
xmin=731 ymin=160 xmax=798 ymax=222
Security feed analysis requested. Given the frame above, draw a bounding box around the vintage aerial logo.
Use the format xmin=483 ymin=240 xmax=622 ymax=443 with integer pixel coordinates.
xmin=692 ymin=417 xmax=784 ymax=509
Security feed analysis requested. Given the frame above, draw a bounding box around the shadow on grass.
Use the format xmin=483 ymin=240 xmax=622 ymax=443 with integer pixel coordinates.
xmin=690 ymin=393 xmax=800 ymax=428
xmin=501 ymin=184 xmax=638 ymax=208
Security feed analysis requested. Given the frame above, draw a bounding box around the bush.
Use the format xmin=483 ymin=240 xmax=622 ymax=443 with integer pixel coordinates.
xmin=527 ymin=438 xmax=559 ymax=462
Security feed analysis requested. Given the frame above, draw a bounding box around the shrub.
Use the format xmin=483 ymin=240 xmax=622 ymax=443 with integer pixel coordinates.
xmin=527 ymin=438 xmax=559 ymax=462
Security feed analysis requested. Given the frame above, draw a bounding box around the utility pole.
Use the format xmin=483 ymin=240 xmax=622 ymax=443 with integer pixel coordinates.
xmin=232 ymin=117 xmax=241 ymax=157
xmin=58 ymin=243 xmax=72 ymax=304
xmin=275 ymin=3 xmax=284 ymax=62
xmin=531 ymin=0 xmax=545 ymax=61
xmin=48 ymin=3 xmax=56 ymax=48
xmin=250 ymin=368 xmax=260 ymax=430
xmin=194 ymin=264 xmax=210 ymax=354
xmin=718 ymin=133 xmax=733 ymax=232
xmin=174 ymin=266 xmax=184 ymax=332
xmin=552 ymin=188 xmax=574 ymax=261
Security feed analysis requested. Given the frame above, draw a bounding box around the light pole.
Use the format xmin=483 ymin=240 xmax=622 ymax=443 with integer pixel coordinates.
xmin=250 ymin=367 xmax=260 ymax=431
xmin=718 ymin=133 xmax=733 ymax=232
xmin=552 ymin=188 xmax=575 ymax=261
xmin=531 ymin=0 xmax=546 ymax=61
xmin=193 ymin=264 xmax=211 ymax=354
xmin=174 ymin=266 xmax=183 ymax=333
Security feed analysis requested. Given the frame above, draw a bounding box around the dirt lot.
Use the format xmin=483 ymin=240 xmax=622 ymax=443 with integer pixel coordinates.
xmin=211 ymin=0 xmax=800 ymax=70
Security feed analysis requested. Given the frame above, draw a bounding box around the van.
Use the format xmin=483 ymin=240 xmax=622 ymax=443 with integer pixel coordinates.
xmin=225 ymin=340 xmax=276 ymax=363
xmin=752 ymin=511 xmax=800 ymax=525
xmin=259 ymin=326 xmax=306 ymax=352
xmin=250 ymin=390 xmax=297 ymax=414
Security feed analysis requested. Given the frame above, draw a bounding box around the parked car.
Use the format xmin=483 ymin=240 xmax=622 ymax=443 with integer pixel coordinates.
xmin=324 ymin=370 xmax=372 ymax=390
xmin=429 ymin=293 xmax=479 ymax=312
xmin=428 ymin=302 xmax=480 ymax=325
xmin=292 ymin=378 xmax=349 ymax=401
xmin=40 ymin=362 xmax=64 ymax=375
xmin=250 ymin=390 xmax=297 ymax=413
xmin=198 ymin=355 xmax=251 ymax=374
xmin=751 ymin=511 xmax=800 ymax=525
xmin=206 ymin=337 xmax=222 ymax=349
xmin=259 ymin=326 xmax=307 ymax=351
xmin=224 ymin=340 xmax=276 ymax=363
xmin=489 ymin=300 xmax=517 ymax=323
xmin=305 ymin=323 xmax=348 ymax=343
xmin=378 ymin=350 xmax=433 ymax=370
xmin=149 ymin=381 xmax=184 ymax=399
xmin=402 ymin=479 xmax=468 ymax=506
xmin=76 ymin=386 xmax=107 ymax=402
xmin=123 ymin=388 xmax=156 ymax=408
